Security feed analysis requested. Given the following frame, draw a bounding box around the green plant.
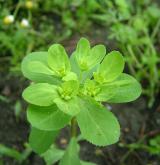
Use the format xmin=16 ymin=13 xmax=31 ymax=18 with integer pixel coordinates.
xmin=119 ymin=135 xmax=160 ymax=163
xmin=108 ymin=1 xmax=160 ymax=107
xmin=21 ymin=37 xmax=141 ymax=164
xmin=0 ymin=143 xmax=32 ymax=164
xmin=147 ymin=135 xmax=160 ymax=155
xmin=0 ymin=0 xmax=55 ymax=73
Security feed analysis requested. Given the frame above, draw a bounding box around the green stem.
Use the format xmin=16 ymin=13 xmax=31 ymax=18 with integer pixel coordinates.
xmin=151 ymin=18 xmax=160 ymax=41
xmin=28 ymin=10 xmax=32 ymax=25
xmin=127 ymin=45 xmax=141 ymax=68
xmin=121 ymin=45 xmax=136 ymax=75
xmin=71 ymin=117 xmax=77 ymax=137
xmin=79 ymin=71 xmax=83 ymax=83
xmin=13 ymin=0 xmax=22 ymax=18
xmin=127 ymin=45 xmax=150 ymax=78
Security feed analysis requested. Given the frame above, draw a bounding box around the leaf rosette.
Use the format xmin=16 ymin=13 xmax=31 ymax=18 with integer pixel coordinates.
xmin=22 ymin=37 xmax=141 ymax=154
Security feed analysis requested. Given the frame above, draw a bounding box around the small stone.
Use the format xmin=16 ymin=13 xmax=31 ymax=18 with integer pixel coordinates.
xmin=60 ymin=138 xmax=68 ymax=145
xmin=124 ymin=127 xmax=130 ymax=133
xmin=95 ymin=148 xmax=103 ymax=156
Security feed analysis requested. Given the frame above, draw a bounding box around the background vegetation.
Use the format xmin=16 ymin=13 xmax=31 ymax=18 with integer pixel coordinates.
xmin=0 ymin=0 xmax=160 ymax=165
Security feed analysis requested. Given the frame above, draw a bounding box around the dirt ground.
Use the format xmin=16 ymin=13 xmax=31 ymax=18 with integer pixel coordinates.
xmin=0 ymin=72 xmax=160 ymax=165
xmin=0 ymin=34 xmax=160 ymax=165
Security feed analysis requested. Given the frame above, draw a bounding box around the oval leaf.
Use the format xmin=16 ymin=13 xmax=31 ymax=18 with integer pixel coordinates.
xmin=59 ymin=138 xmax=81 ymax=165
xmin=28 ymin=61 xmax=54 ymax=75
xmin=29 ymin=127 xmax=59 ymax=154
xmin=22 ymin=83 xmax=58 ymax=106
xmin=48 ymin=44 xmax=70 ymax=77
xmin=54 ymin=97 xmax=81 ymax=116
xmin=94 ymin=51 xmax=124 ymax=83
xmin=42 ymin=145 xmax=64 ymax=165
xmin=21 ymin=52 xmax=60 ymax=84
xmin=77 ymin=97 xmax=120 ymax=146
xmin=106 ymin=73 xmax=142 ymax=103
xmin=87 ymin=44 xmax=106 ymax=68
xmin=94 ymin=84 xmax=116 ymax=102
xmin=74 ymin=37 xmax=90 ymax=60
xmin=27 ymin=104 xmax=71 ymax=131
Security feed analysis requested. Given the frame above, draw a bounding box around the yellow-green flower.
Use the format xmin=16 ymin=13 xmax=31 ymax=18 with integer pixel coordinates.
xmin=3 ymin=15 xmax=14 ymax=25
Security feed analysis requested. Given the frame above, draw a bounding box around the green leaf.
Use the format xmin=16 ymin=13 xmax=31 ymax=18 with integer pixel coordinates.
xmin=94 ymin=83 xmax=116 ymax=102
xmin=86 ymin=44 xmax=106 ymax=69
xmin=18 ymin=144 xmax=32 ymax=164
xmin=105 ymin=73 xmax=142 ymax=103
xmin=54 ymin=96 xmax=81 ymax=116
xmin=27 ymin=105 xmax=71 ymax=131
xmin=48 ymin=44 xmax=70 ymax=77
xmin=21 ymin=52 xmax=60 ymax=84
xmin=22 ymin=83 xmax=58 ymax=106
xmin=74 ymin=37 xmax=90 ymax=60
xmin=77 ymin=97 xmax=120 ymax=146
xmin=29 ymin=127 xmax=58 ymax=154
xmin=73 ymin=38 xmax=90 ymax=71
xmin=0 ymin=144 xmax=21 ymax=161
xmin=0 ymin=159 xmax=3 ymax=165
xmin=28 ymin=61 xmax=54 ymax=75
xmin=59 ymin=138 xmax=81 ymax=165
xmin=94 ymin=51 xmax=124 ymax=83
xmin=70 ymin=54 xmax=98 ymax=82
xmin=42 ymin=145 xmax=64 ymax=165
xmin=14 ymin=100 xmax=22 ymax=120
xmin=73 ymin=38 xmax=106 ymax=71
xmin=62 ymin=72 xmax=78 ymax=81
xmin=70 ymin=53 xmax=81 ymax=76
xmin=81 ymin=65 xmax=99 ymax=83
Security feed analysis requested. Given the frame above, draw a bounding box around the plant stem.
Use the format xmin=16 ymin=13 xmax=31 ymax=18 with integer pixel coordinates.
xmin=13 ymin=0 xmax=21 ymax=18
xmin=71 ymin=117 xmax=77 ymax=137
xmin=151 ymin=18 xmax=160 ymax=41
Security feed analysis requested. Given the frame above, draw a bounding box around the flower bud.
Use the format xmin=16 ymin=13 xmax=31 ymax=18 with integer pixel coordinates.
xmin=64 ymin=96 xmax=71 ymax=100
xmin=3 ymin=15 xmax=14 ymax=25
xmin=20 ymin=19 xmax=29 ymax=28
xmin=25 ymin=0 xmax=33 ymax=9
xmin=57 ymin=87 xmax=63 ymax=95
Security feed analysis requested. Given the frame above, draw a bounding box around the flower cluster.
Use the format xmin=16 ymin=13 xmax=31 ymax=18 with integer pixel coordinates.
xmin=3 ymin=1 xmax=33 ymax=27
